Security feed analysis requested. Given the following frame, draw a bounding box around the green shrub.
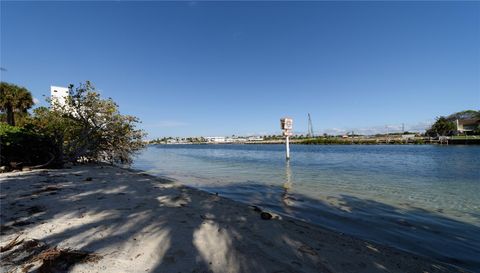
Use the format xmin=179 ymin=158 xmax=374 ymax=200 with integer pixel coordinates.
xmin=32 ymin=81 xmax=146 ymax=164
xmin=0 ymin=124 xmax=59 ymax=168
xmin=413 ymin=139 xmax=425 ymax=144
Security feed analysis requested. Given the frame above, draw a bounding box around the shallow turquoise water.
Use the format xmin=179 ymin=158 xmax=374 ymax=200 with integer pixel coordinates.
xmin=133 ymin=144 xmax=480 ymax=271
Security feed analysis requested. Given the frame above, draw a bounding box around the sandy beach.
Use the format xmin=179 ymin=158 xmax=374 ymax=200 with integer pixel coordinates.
xmin=0 ymin=165 xmax=468 ymax=273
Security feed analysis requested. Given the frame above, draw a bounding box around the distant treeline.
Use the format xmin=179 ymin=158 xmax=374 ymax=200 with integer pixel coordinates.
xmin=299 ymin=138 xmax=425 ymax=145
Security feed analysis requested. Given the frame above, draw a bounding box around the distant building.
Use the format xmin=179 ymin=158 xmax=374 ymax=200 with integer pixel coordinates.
xmin=225 ymin=137 xmax=246 ymax=143
xmin=206 ymin=137 xmax=226 ymax=143
xmin=401 ymin=134 xmax=416 ymax=140
xmin=456 ymin=119 xmax=480 ymax=134
xmin=247 ymin=136 xmax=264 ymax=141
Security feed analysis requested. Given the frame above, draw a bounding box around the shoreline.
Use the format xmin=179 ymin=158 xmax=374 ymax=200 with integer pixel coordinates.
xmin=150 ymin=139 xmax=480 ymax=145
xmin=0 ymin=164 xmax=469 ymax=273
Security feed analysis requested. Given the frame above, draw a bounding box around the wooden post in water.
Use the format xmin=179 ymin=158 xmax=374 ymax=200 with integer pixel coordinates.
xmin=280 ymin=117 xmax=293 ymax=161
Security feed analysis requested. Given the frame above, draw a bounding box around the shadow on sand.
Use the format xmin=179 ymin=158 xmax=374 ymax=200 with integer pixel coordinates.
xmin=0 ymin=164 xmax=477 ymax=272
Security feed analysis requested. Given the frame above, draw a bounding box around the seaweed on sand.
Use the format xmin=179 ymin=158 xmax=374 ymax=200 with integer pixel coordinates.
xmin=0 ymin=236 xmax=101 ymax=273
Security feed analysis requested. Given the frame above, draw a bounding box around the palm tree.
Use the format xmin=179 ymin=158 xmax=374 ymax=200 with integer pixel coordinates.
xmin=0 ymin=82 xmax=34 ymax=126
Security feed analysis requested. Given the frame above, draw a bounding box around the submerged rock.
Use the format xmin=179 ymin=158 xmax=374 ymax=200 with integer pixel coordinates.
xmin=260 ymin=212 xmax=272 ymax=220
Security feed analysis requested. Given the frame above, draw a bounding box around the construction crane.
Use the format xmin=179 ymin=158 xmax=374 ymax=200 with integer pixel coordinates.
xmin=307 ymin=113 xmax=314 ymax=137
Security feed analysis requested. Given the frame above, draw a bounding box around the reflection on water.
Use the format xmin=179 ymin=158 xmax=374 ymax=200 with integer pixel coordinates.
xmin=281 ymin=161 xmax=294 ymax=210
xmin=133 ymin=144 xmax=480 ymax=271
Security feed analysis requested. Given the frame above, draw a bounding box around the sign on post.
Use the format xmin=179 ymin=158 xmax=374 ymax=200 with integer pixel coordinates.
xmin=280 ymin=117 xmax=293 ymax=160
xmin=281 ymin=118 xmax=293 ymax=131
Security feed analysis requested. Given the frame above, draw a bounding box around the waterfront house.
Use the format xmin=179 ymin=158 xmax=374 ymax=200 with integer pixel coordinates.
xmin=456 ymin=119 xmax=480 ymax=134
xmin=401 ymin=134 xmax=416 ymax=140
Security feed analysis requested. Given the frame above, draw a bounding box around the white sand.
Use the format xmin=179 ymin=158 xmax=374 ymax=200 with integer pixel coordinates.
xmin=0 ymin=165 xmax=466 ymax=273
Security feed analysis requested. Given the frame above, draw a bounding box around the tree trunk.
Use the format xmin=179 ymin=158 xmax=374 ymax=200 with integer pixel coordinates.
xmin=26 ymin=153 xmax=55 ymax=170
xmin=6 ymin=104 xmax=14 ymax=126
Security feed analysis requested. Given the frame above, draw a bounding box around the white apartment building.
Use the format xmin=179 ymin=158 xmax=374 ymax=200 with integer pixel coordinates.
xmin=50 ymin=85 xmax=70 ymax=108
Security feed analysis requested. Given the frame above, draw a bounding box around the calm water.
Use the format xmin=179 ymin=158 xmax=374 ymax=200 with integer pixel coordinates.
xmin=133 ymin=144 xmax=480 ymax=271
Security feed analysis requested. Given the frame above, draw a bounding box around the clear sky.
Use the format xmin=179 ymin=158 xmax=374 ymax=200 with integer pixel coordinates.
xmin=1 ymin=1 xmax=479 ymax=137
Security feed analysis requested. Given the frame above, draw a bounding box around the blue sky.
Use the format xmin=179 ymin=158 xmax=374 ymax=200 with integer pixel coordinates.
xmin=1 ymin=1 xmax=479 ymax=137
